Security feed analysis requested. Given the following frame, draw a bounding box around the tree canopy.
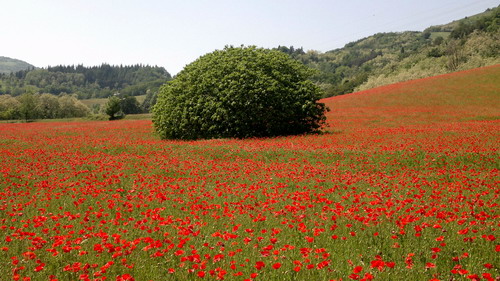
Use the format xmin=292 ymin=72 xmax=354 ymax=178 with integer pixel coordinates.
xmin=105 ymin=96 xmax=124 ymax=120
xmin=0 ymin=93 xmax=89 ymax=121
xmin=153 ymin=46 xmax=328 ymax=140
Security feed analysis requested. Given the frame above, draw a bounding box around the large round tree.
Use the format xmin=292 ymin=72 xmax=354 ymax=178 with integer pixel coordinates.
xmin=152 ymin=46 xmax=328 ymax=140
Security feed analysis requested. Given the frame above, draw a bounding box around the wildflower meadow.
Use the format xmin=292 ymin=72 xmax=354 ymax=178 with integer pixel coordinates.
xmin=0 ymin=65 xmax=499 ymax=280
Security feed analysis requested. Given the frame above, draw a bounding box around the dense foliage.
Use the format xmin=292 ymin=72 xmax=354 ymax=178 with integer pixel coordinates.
xmin=153 ymin=46 xmax=328 ymax=140
xmin=0 ymin=93 xmax=89 ymax=120
xmin=0 ymin=64 xmax=171 ymax=99
xmin=0 ymin=92 xmax=146 ymax=121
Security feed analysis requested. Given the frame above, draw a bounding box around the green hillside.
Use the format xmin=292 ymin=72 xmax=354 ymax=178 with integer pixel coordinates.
xmin=279 ymin=5 xmax=500 ymax=97
xmin=0 ymin=56 xmax=34 ymax=74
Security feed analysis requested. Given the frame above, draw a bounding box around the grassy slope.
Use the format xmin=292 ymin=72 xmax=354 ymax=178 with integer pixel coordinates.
xmin=323 ymin=64 xmax=500 ymax=129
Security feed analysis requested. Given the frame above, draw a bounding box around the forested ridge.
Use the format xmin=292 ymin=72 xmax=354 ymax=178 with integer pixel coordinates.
xmin=0 ymin=64 xmax=171 ymax=99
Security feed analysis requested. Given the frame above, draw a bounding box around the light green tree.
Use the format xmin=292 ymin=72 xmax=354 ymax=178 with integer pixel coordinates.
xmin=58 ymin=94 xmax=90 ymax=118
xmin=0 ymin=95 xmax=21 ymax=120
xmin=105 ymin=96 xmax=124 ymax=120
xmin=17 ymin=93 xmax=39 ymax=122
xmin=39 ymin=93 xmax=60 ymax=119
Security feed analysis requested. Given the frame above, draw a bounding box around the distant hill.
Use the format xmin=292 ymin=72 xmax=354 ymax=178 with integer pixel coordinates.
xmin=0 ymin=57 xmax=34 ymax=74
xmin=278 ymin=5 xmax=500 ymax=97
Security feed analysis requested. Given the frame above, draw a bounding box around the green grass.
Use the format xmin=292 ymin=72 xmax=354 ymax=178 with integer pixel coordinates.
xmin=124 ymin=113 xmax=152 ymax=120
xmin=80 ymin=97 xmax=109 ymax=107
xmin=80 ymin=94 xmax=147 ymax=108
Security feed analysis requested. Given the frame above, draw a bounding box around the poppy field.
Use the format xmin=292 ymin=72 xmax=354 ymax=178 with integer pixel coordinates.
xmin=0 ymin=65 xmax=499 ymax=280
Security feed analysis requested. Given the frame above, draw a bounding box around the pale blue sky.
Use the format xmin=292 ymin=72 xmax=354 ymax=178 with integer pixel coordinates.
xmin=2 ymin=0 xmax=498 ymax=74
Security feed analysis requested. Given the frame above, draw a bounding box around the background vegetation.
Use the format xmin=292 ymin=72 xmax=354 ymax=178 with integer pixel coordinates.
xmin=0 ymin=64 xmax=171 ymax=120
xmin=0 ymin=64 xmax=171 ymax=99
xmin=0 ymin=93 xmax=89 ymax=121
xmin=0 ymin=92 xmax=149 ymax=121
xmin=276 ymin=5 xmax=500 ymax=97
xmin=0 ymin=5 xmax=498 ymax=120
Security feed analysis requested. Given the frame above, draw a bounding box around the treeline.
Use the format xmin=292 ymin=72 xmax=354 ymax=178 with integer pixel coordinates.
xmin=0 ymin=93 xmax=89 ymax=121
xmin=276 ymin=5 xmax=500 ymax=97
xmin=0 ymin=64 xmax=171 ymax=99
xmin=0 ymin=91 xmax=155 ymax=121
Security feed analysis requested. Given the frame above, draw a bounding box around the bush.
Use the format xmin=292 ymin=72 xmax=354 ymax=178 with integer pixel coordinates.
xmin=120 ymin=95 xmax=142 ymax=114
xmin=152 ymin=46 xmax=328 ymax=140
xmin=427 ymin=48 xmax=443 ymax=58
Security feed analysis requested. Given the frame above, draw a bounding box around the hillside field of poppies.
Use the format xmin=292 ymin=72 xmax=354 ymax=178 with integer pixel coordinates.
xmin=0 ymin=65 xmax=499 ymax=281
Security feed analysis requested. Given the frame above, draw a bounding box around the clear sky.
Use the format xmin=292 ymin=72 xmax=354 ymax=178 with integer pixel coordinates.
xmin=2 ymin=0 xmax=498 ymax=75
